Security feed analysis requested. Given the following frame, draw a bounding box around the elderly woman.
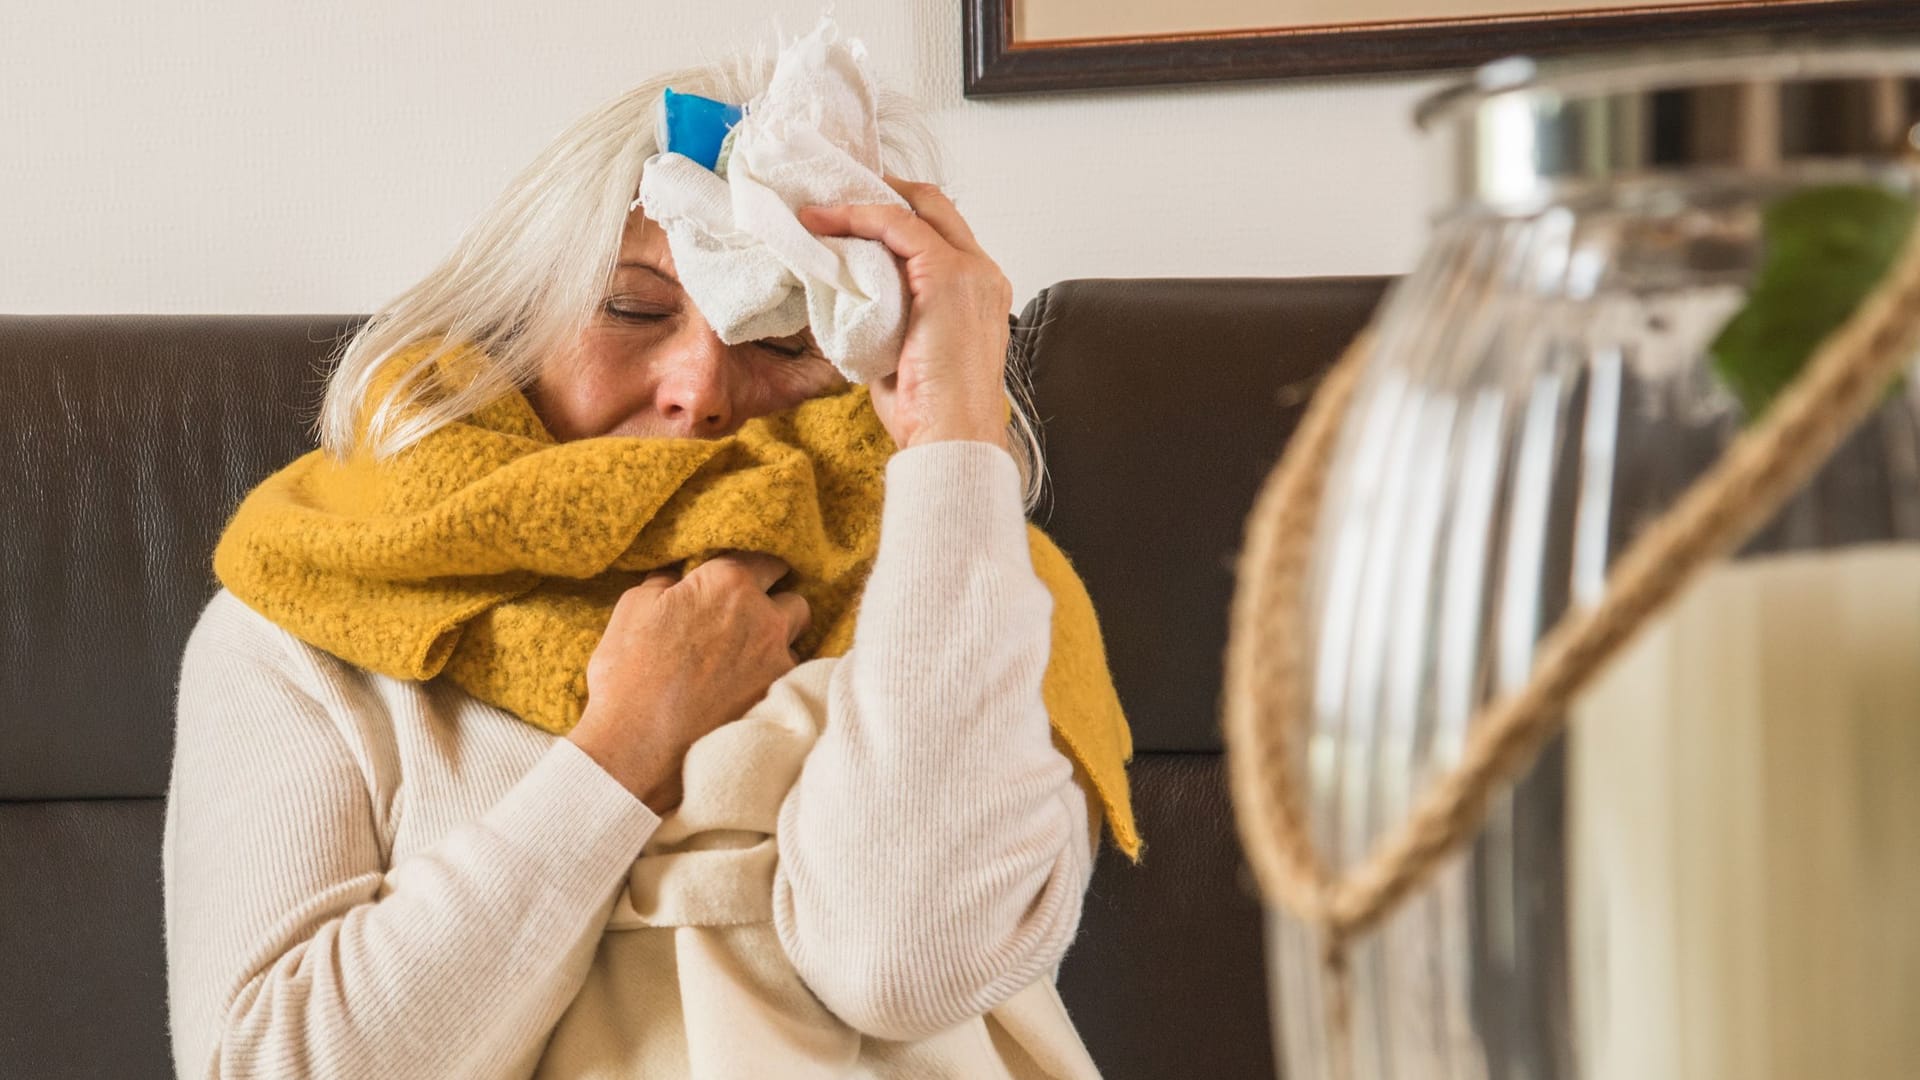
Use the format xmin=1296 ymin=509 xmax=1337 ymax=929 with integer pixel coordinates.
xmin=161 ymin=34 xmax=1136 ymax=1080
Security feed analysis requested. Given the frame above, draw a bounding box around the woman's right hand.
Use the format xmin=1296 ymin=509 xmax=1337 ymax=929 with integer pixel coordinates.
xmin=566 ymin=552 xmax=810 ymax=811
xmin=797 ymin=177 xmax=1013 ymax=452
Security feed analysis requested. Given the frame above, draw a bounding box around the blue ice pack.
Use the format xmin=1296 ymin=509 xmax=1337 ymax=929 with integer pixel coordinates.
xmin=659 ymin=88 xmax=745 ymax=174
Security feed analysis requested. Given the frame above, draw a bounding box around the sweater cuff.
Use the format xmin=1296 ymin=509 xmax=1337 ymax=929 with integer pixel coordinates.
xmin=487 ymin=739 xmax=662 ymax=882
xmin=882 ymin=440 xmax=1032 ymax=571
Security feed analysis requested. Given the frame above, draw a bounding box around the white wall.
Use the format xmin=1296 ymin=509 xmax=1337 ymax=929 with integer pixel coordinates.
xmin=1 ymin=0 xmax=1442 ymax=315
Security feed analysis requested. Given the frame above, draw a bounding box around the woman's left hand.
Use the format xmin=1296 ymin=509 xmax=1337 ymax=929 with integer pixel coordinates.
xmin=797 ymin=176 xmax=1012 ymax=452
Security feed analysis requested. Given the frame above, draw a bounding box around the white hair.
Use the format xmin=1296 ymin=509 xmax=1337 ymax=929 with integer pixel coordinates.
xmin=318 ymin=48 xmax=1046 ymax=509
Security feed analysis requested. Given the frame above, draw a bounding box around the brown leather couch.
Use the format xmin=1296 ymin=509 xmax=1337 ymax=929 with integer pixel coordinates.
xmin=0 ymin=276 xmax=1388 ymax=1079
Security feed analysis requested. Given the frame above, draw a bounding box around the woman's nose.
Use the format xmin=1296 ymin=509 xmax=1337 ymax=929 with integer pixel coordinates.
xmin=655 ymin=324 xmax=734 ymax=438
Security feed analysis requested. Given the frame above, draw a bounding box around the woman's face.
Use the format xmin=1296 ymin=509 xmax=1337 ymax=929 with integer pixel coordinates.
xmin=530 ymin=212 xmax=847 ymax=441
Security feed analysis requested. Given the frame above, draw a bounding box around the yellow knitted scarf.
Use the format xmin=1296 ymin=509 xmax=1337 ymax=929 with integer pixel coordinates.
xmin=213 ymin=346 xmax=1140 ymax=859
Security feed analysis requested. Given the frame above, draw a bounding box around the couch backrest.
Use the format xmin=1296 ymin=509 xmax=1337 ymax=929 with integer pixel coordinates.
xmin=0 ymin=277 xmax=1388 ymax=1080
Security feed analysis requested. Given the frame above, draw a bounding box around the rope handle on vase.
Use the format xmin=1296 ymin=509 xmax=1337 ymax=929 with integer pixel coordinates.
xmin=1224 ymin=210 xmax=1920 ymax=953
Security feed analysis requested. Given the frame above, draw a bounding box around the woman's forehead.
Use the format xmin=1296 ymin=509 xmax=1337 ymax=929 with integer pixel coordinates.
xmin=619 ymin=212 xmax=676 ymax=279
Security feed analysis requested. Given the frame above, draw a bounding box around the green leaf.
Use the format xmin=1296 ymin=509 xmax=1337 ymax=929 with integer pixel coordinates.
xmin=1709 ymin=185 xmax=1916 ymax=420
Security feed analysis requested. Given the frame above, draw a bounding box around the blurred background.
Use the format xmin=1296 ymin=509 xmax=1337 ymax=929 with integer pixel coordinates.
xmin=0 ymin=0 xmax=1433 ymax=314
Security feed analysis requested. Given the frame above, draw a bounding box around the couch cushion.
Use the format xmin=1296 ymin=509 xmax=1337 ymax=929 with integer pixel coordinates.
xmin=0 ymin=798 xmax=171 ymax=1079
xmin=1057 ymin=753 xmax=1273 ymax=1079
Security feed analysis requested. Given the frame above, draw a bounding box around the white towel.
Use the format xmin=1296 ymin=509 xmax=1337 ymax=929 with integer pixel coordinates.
xmin=635 ymin=17 xmax=911 ymax=384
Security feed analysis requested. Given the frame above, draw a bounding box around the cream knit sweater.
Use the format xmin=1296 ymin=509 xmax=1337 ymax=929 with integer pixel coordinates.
xmin=163 ymin=442 xmax=1104 ymax=1079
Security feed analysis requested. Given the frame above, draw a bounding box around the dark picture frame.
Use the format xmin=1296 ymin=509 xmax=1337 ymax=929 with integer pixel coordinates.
xmin=963 ymin=0 xmax=1920 ymax=97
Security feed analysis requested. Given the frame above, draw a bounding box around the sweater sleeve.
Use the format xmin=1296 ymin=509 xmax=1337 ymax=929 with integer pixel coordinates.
xmin=771 ymin=441 xmax=1094 ymax=1041
xmin=163 ymin=599 xmax=662 ymax=1080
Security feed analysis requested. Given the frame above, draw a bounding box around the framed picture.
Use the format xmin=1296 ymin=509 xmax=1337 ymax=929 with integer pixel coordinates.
xmin=962 ymin=0 xmax=1920 ymax=96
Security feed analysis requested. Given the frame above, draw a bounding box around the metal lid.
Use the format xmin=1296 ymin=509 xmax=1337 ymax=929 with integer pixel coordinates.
xmin=1421 ymin=38 xmax=1920 ymax=211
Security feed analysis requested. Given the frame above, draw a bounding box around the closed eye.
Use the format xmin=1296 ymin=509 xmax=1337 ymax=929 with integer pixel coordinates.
xmin=756 ymin=336 xmax=813 ymax=358
xmin=603 ymin=301 xmax=670 ymax=324
xmin=604 ymin=298 xmax=815 ymax=358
